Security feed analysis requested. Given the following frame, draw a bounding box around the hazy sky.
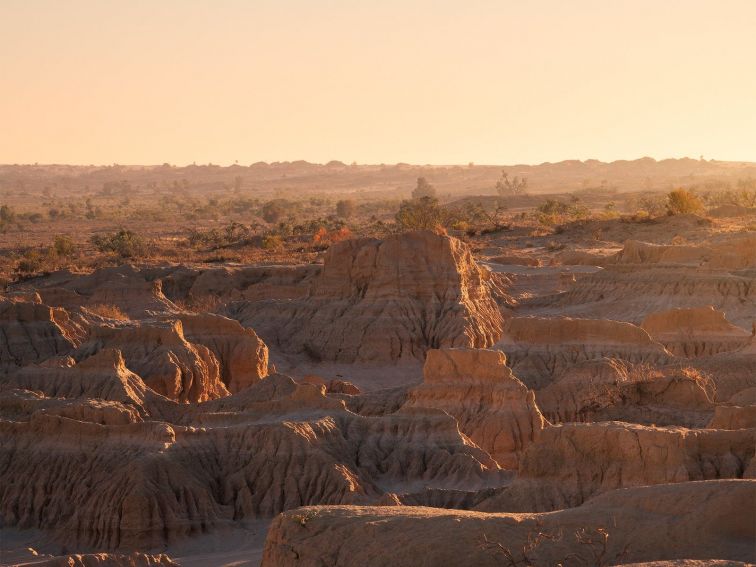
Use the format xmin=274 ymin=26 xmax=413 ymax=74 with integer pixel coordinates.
xmin=2 ymin=0 xmax=755 ymax=165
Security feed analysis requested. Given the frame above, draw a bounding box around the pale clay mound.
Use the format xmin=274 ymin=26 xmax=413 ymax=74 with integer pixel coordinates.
xmin=2 ymin=229 xmax=756 ymax=565
xmin=261 ymin=480 xmax=756 ymax=567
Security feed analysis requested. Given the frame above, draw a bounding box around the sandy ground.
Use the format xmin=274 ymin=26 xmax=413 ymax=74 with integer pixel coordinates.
xmin=271 ymin=356 xmax=424 ymax=392
xmin=167 ymin=522 xmax=270 ymax=567
xmin=0 ymin=522 xmax=271 ymax=566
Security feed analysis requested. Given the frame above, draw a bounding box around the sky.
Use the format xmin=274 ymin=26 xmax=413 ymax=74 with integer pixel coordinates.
xmin=1 ymin=0 xmax=755 ymax=166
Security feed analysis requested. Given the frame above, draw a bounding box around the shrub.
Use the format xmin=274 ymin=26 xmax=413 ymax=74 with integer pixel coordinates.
xmin=0 ymin=205 xmax=16 ymax=224
xmin=634 ymin=195 xmax=666 ymax=217
xmin=411 ymin=177 xmax=436 ymax=199
xmin=261 ymin=234 xmax=284 ymax=250
xmin=395 ymin=196 xmax=448 ymax=231
xmin=666 ymin=189 xmax=704 ymax=215
xmin=15 ymin=250 xmax=46 ymax=274
xmin=335 ymin=199 xmax=356 ymax=219
xmin=91 ymin=229 xmax=147 ymax=258
xmin=261 ymin=199 xmax=292 ymax=223
xmin=53 ymin=235 xmax=76 ymax=257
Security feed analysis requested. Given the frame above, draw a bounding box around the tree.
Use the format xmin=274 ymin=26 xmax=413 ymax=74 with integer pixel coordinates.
xmin=412 ymin=177 xmax=436 ymax=199
xmin=335 ymin=199 xmax=356 ymax=219
xmin=495 ymin=171 xmax=528 ymax=196
xmin=395 ymin=196 xmax=447 ymax=231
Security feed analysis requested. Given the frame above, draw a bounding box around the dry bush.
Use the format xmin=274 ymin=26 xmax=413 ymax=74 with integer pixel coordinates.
xmin=680 ymin=366 xmax=717 ymax=400
xmin=666 ymin=189 xmax=704 ymax=215
xmin=607 ymin=359 xmax=660 ymax=384
xmin=395 ymin=196 xmax=449 ymax=231
xmin=87 ymin=304 xmax=129 ymax=320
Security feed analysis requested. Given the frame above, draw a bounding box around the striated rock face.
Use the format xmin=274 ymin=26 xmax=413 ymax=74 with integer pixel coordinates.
xmin=261 ymin=480 xmax=756 ymax=567
xmin=176 ymin=312 xmax=269 ymax=393
xmin=3 ymin=349 xmax=165 ymax=420
xmin=75 ymin=321 xmax=228 ymax=403
xmin=404 ymin=348 xmax=545 ymax=468
xmin=708 ymin=405 xmax=756 ymax=430
xmin=226 ymin=231 xmax=505 ymax=363
xmin=495 ymin=316 xmax=670 ymax=389
xmin=642 ymin=306 xmax=751 ymax=358
xmin=526 ymin=265 xmax=755 ymax=329
xmin=35 ymin=265 xmax=179 ymax=319
xmin=0 ymin=299 xmax=86 ymax=369
xmin=614 ymin=235 xmax=756 ymax=270
xmin=0 ymin=372 xmax=501 ymax=550
xmin=687 ymin=342 xmax=756 ymax=402
xmin=476 ymin=421 xmax=755 ymax=512
xmin=536 ymin=362 xmax=716 ymax=428
xmin=171 ymin=264 xmax=319 ymax=302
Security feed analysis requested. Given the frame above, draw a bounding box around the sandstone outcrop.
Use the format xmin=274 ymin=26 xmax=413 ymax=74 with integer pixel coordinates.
xmin=404 ymin=348 xmax=545 ymax=468
xmin=535 ymin=362 xmax=716 ymax=427
xmin=34 ymin=265 xmax=179 ymax=318
xmin=3 ymin=349 xmax=152 ymax=412
xmin=642 ymin=306 xmax=751 ymax=357
xmin=74 ymin=320 xmax=228 ymax=403
xmin=0 ymin=372 xmax=501 ymax=550
xmin=527 ymin=265 xmax=755 ymax=328
xmin=495 ymin=316 xmax=670 ymax=389
xmin=613 ymin=235 xmax=756 ymax=270
xmin=708 ymin=405 xmax=756 ymax=430
xmin=261 ymin=480 xmax=756 ymax=567
xmin=0 ymin=298 xmax=86 ymax=369
xmin=225 ymin=231 xmax=505 ymax=363
xmin=176 ymin=312 xmax=269 ymax=393
xmin=476 ymin=421 xmax=754 ymax=512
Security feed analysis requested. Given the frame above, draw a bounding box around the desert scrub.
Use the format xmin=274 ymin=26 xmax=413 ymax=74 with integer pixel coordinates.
xmin=262 ymin=234 xmax=284 ymax=250
xmin=91 ymin=229 xmax=148 ymax=258
xmin=665 ymin=189 xmax=704 ymax=215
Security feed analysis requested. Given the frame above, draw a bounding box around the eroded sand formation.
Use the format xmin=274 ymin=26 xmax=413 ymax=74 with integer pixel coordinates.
xmin=1 ymin=229 xmax=754 ymax=566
